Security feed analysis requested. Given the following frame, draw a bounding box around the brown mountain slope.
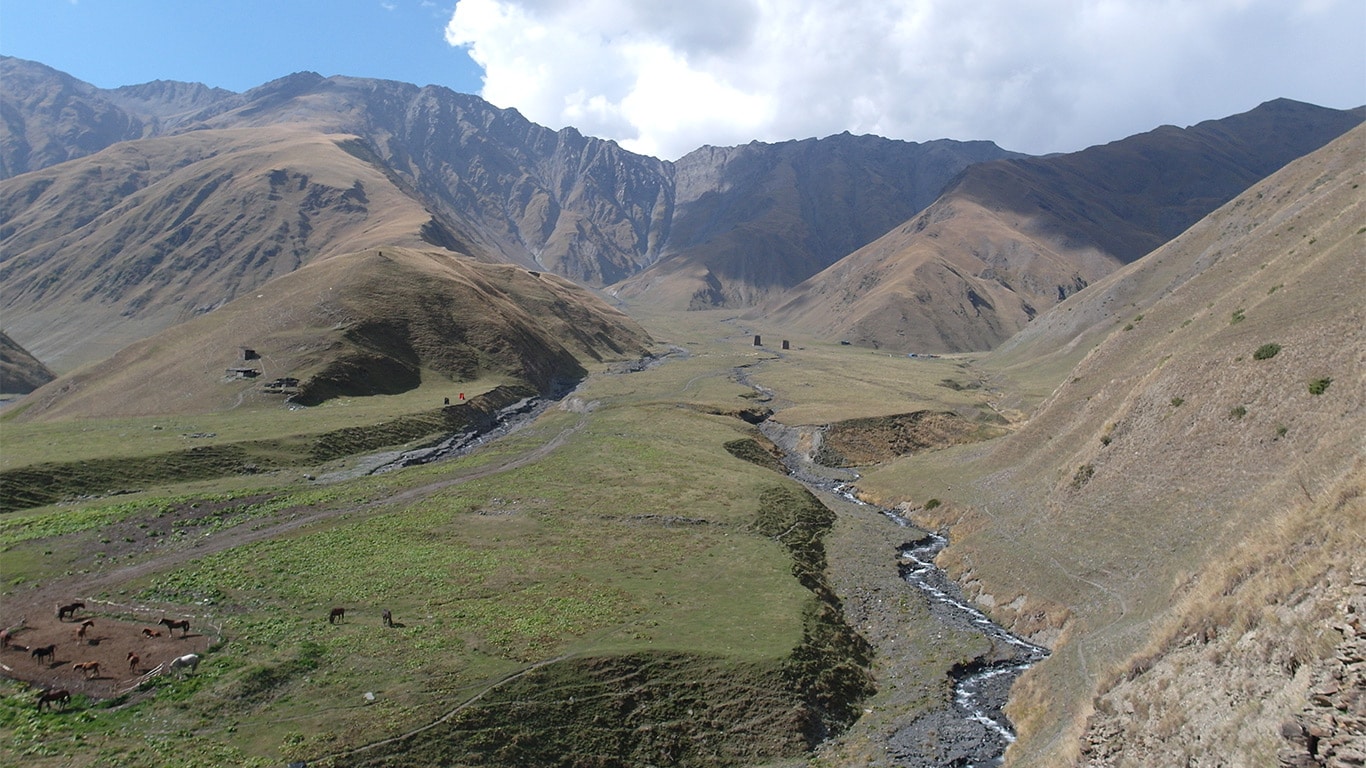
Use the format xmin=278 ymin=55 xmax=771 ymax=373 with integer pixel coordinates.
xmin=13 ymin=246 xmax=650 ymax=422
xmin=860 ymin=124 xmax=1365 ymax=765
xmin=0 ymin=330 xmax=55 ymax=394
xmin=610 ymin=135 xmax=1020 ymax=309
xmin=763 ymin=99 xmax=1363 ymax=353
xmin=0 ymin=126 xmax=465 ymax=372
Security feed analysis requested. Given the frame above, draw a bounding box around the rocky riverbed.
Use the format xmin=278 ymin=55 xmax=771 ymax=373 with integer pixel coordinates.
xmin=761 ymin=418 xmax=1049 ymax=767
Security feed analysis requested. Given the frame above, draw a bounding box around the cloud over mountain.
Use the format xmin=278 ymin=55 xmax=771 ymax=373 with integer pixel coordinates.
xmin=446 ymin=0 xmax=1366 ymax=160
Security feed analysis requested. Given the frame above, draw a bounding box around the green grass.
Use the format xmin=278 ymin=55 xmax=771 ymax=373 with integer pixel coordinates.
xmin=0 ymin=373 xmax=505 ymax=471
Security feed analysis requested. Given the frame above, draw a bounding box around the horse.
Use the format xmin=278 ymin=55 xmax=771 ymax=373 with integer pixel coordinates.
xmin=75 ymin=622 xmax=91 ymax=642
xmin=168 ymin=653 xmax=200 ymax=675
xmin=0 ymin=628 xmax=9 ymax=649
xmin=72 ymin=661 xmax=100 ymax=679
xmin=127 ymin=652 xmax=140 ymax=673
xmin=31 ymin=644 xmax=56 ymax=664
xmin=141 ymin=627 xmax=162 ymax=638
xmin=328 ymin=607 xmax=346 ymax=624
xmin=37 ymin=688 xmax=70 ymax=711
xmin=56 ymin=602 xmax=84 ymax=621
xmin=381 ymin=609 xmax=393 ymax=627
xmin=158 ymin=617 xmax=190 ymax=636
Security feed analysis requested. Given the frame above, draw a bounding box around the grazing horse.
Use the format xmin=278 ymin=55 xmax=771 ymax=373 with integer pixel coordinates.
xmin=0 ymin=628 xmax=10 ymax=649
xmin=74 ymin=621 xmax=94 ymax=642
xmin=328 ymin=607 xmax=346 ymax=624
xmin=72 ymin=661 xmax=100 ymax=679
xmin=56 ymin=602 xmax=84 ymax=621
xmin=127 ymin=652 xmax=140 ymax=673
xmin=141 ymin=627 xmax=162 ymax=638
xmin=168 ymin=653 xmax=200 ymax=675
xmin=158 ymin=618 xmax=190 ymax=636
xmin=382 ymin=609 xmax=393 ymax=627
xmin=31 ymin=644 xmax=56 ymax=664
xmin=37 ymin=689 xmax=70 ymax=711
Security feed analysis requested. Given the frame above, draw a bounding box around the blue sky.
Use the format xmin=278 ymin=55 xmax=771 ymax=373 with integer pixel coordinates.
xmin=0 ymin=1 xmax=484 ymax=93
xmin=3 ymin=1 xmax=1363 ymax=160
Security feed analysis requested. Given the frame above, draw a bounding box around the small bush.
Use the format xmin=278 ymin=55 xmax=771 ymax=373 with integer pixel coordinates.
xmin=923 ymin=498 xmax=941 ymax=510
xmin=1275 ymin=425 xmax=1288 ymax=438
xmin=1071 ymin=464 xmax=1095 ymax=489
xmin=1252 ymin=343 xmax=1281 ymax=360
xmin=1170 ymin=397 xmax=1184 ymax=407
xmin=1122 ymin=323 xmax=1134 ymax=332
xmin=1228 ymin=405 xmax=1247 ymax=420
xmin=1230 ymin=309 xmax=1246 ymax=324
xmin=1308 ymin=378 xmax=1332 ymax=395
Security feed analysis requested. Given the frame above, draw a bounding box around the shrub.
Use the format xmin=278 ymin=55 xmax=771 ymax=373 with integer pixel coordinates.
xmin=1229 ymin=405 xmax=1247 ymax=420
xmin=1252 ymin=343 xmax=1281 ymax=360
xmin=1308 ymin=378 xmax=1332 ymax=395
xmin=1275 ymin=425 xmax=1288 ymax=438
xmin=923 ymin=498 xmax=941 ymax=510
xmin=1170 ymin=397 xmax=1184 ymax=407
xmin=1231 ymin=309 xmax=1246 ymax=324
xmin=1071 ymin=464 xmax=1095 ymax=489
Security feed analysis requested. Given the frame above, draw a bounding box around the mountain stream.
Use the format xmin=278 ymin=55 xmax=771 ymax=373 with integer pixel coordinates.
xmin=760 ymin=418 xmax=1050 ymax=767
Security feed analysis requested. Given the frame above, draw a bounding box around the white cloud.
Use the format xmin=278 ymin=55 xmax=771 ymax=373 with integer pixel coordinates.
xmin=446 ymin=0 xmax=1366 ymax=160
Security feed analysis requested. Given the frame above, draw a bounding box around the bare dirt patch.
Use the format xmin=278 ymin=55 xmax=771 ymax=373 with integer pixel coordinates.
xmin=1 ymin=609 xmax=213 ymax=699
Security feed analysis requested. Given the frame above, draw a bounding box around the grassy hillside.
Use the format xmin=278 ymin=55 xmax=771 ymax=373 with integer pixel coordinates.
xmin=7 ymin=246 xmax=648 ymax=423
xmin=856 ymin=123 xmax=1365 ymax=765
xmin=764 ymin=99 xmax=1362 ymax=354
xmin=0 ymin=331 xmax=55 ymax=395
xmin=0 ymin=128 xmax=454 ymax=372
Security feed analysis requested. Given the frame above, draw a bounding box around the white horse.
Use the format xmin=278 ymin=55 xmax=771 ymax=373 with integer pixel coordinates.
xmin=168 ymin=653 xmax=200 ymax=675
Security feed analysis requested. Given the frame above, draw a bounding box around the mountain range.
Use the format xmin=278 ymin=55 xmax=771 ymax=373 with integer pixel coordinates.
xmin=6 ymin=55 xmax=1357 ymax=381
xmin=1 ymin=54 xmax=1364 ymax=767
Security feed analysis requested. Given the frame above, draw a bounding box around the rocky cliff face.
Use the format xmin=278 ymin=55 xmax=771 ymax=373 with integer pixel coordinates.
xmin=1 ymin=59 xmax=1019 ymax=303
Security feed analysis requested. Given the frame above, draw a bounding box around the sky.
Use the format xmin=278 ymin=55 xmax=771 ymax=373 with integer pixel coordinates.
xmin=2 ymin=0 xmax=1363 ymax=161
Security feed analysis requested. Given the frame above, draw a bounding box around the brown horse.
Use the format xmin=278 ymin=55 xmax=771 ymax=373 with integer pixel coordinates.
xmin=74 ymin=620 xmax=94 ymax=642
xmin=72 ymin=661 xmax=100 ymax=679
xmin=0 ymin=628 xmax=9 ymax=649
xmin=382 ymin=609 xmax=393 ymax=627
xmin=56 ymin=602 xmax=84 ymax=621
xmin=37 ymin=689 xmax=70 ymax=711
xmin=127 ymin=651 xmax=140 ymax=673
xmin=158 ymin=618 xmax=190 ymax=636
xmin=31 ymin=644 xmax=56 ymax=664
xmin=328 ymin=607 xmax=346 ymax=624
xmin=141 ymin=627 xmax=162 ymax=638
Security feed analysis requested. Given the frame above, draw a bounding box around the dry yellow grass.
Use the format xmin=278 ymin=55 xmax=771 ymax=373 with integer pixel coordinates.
xmin=856 ymin=124 xmax=1365 ymax=765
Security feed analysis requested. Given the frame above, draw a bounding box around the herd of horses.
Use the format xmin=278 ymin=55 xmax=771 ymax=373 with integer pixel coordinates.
xmin=18 ymin=601 xmax=395 ymax=711
xmin=1 ymin=602 xmax=205 ymax=712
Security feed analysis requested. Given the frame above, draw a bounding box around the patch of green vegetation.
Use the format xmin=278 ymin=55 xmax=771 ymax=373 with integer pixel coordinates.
xmin=1229 ymin=405 xmax=1247 ymax=420
xmin=723 ymin=438 xmax=787 ymax=474
xmin=1308 ymin=377 xmax=1332 ymax=395
xmin=1170 ymin=397 xmax=1185 ymax=407
xmin=1268 ymin=284 xmax=1283 ymax=295
xmin=923 ymin=498 xmax=941 ymax=510
xmin=1230 ymin=308 xmax=1246 ymax=324
xmin=0 ymin=385 xmax=537 ymax=513
xmin=1252 ymin=343 xmax=1282 ymax=360
xmin=1071 ymin=464 xmax=1095 ymax=489
xmin=1275 ymin=425 xmax=1289 ymax=439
